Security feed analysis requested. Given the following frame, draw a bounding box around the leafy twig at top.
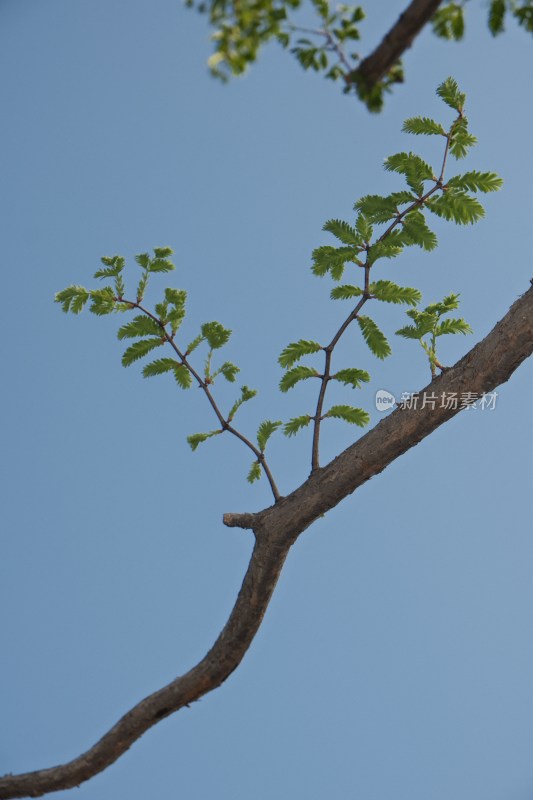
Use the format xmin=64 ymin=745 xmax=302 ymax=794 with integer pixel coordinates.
xmin=55 ymin=249 xmax=281 ymax=502
xmin=396 ymin=293 xmax=472 ymax=377
xmin=278 ymin=77 xmax=502 ymax=472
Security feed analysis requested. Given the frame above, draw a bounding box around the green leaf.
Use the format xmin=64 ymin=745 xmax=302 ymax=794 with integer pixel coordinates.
xmin=121 ymin=337 xmax=164 ymax=367
xmin=432 ymin=3 xmax=465 ymax=40
xmin=154 ymin=246 xmax=174 ymax=259
xmin=279 ymin=365 xmax=320 ymax=392
xmin=446 ymin=171 xmax=503 ymax=193
xmin=488 ymin=0 xmax=506 ymax=34
xmin=278 ymin=339 xmax=322 ymax=369
xmin=142 ymin=357 xmax=180 ymax=377
xmin=247 ymin=460 xmax=262 ymax=484
xmin=201 ymin=321 xmax=231 ymax=349
xmin=257 ymin=419 xmax=282 ymax=451
xmin=449 ymin=118 xmax=477 ymax=159
xmin=219 ymin=361 xmax=240 ymax=382
xmin=135 ymin=253 xmax=150 ymax=269
xmin=137 ymin=272 xmax=149 ymax=302
xmin=436 ymin=77 xmax=466 ymax=111
xmin=357 ymin=316 xmax=391 ymax=359
xmin=323 ymin=219 xmax=361 ymax=246
xmin=55 ymin=285 xmax=90 ymax=314
xmin=94 ymin=265 xmax=121 ymax=280
xmin=370 ymin=280 xmax=421 ymax=306
xmin=367 ymin=239 xmax=404 ymax=265
xmin=355 ymin=212 xmax=373 ymax=241
xmin=89 ymin=287 xmax=117 ymax=316
xmin=228 ymin=385 xmax=257 ymax=421
xmin=149 ymin=258 xmax=175 ymax=274
xmin=187 ymin=430 xmax=221 ymax=451
xmin=117 ymin=315 xmax=162 ymax=340
xmin=173 ymin=364 xmax=193 ymax=389
xmin=330 ymin=284 xmax=363 ymax=300
xmin=402 ymin=116 xmax=446 ymax=136
xmin=311 ymin=245 xmax=359 ymax=279
xmin=283 ymin=415 xmax=312 ymax=437
xmin=401 ymin=210 xmax=438 ymax=251
xmin=395 ymin=323 xmax=424 ymax=340
xmin=427 ymin=191 xmax=485 ymax=225
xmin=324 ymin=405 xmax=370 ymax=426
xmin=332 ymin=368 xmax=370 ymax=388
xmin=355 ymin=194 xmax=398 ymax=223
xmin=165 ymin=287 xmax=187 ymax=306
xmin=383 ymin=152 xmax=434 ymax=196
xmin=167 ymin=307 xmax=186 ymax=334
xmin=186 ymin=333 xmax=204 ymax=355
xmin=435 ymin=318 xmax=473 ymax=336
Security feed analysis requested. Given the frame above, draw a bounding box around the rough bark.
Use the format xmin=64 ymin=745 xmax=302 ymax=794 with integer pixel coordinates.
xmin=353 ymin=0 xmax=444 ymax=90
xmin=1 ymin=284 xmax=531 ymax=799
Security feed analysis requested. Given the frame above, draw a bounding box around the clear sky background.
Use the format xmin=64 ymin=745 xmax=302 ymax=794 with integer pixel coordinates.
xmin=1 ymin=1 xmax=532 ymax=798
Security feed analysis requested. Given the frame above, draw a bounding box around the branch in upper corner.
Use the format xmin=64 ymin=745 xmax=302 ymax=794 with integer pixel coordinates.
xmin=347 ymin=0 xmax=444 ymax=109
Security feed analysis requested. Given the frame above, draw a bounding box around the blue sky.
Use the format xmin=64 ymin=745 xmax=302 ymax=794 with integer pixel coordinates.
xmin=1 ymin=1 xmax=532 ymax=798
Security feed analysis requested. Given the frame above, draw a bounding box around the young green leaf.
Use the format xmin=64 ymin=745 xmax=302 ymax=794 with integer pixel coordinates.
xmin=322 ymin=219 xmax=361 ymax=246
xmin=201 ymin=321 xmax=231 ymax=349
xmin=174 ymin=364 xmax=193 ymax=389
xmin=227 ymin=385 xmax=257 ymax=421
xmin=354 ymin=212 xmax=373 ymax=241
xmin=488 ymin=0 xmax=506 ymax=34
xmin=311 ymin=245 xmax=359 ymax=279
xmin=383 ymin=152 xmax=434 ymax=196
xmin=332 ymin=368 xmax=370 ymax=388
xmin=449 ymin=118 xmax=477 ymax=159
xmin=187 ymin=430 xmax=221 ymax=451
xmin=149 ymin=258 xmax=175 ymax=273
xmin=117 ymin=315 xmax=162 ymax=340
xmin=427 ymin=191 xmax=485 ymax=225
xmin=136 ymin=272 xmax=149 ymax=302
xmin=366 ymin=239 xmax=404 ymax=265
xmin=355 ymin=194 xmax=398 ymax=223
xmin=218 ymin=361 xmax=240 ymax=382
xmin=135 ymin=253 xmax=151 ymax=269
xmin=402 ymin=116 xmax=446 ymax=136
xmin=446 ymin=171 xmax=503 ymax=193
xmin=357 ymin=316 xmax=391 ymax=359
xmin=283 ymin=415 xmax=312 ymax=437
xmin=165 ymin=288 xmax=187 ymax=306
xmin=330 ymin=284 xmax=363 ymax=301
xmin=324 ymin=405 xmax=370 ymax=426
xmin=121 ymin=337 xmax=164 ymax=367
xmin=436 ymin=77 xmax=466 ymax=112
xmin=370 ymin=280 xmax=421 ymax=306
xmin=154 ymin=246 xmax=174 ymax=259
xmin=400 ymin=210 xmax=438 ymax=251
xmin=247 ymin=460 xmax=262 ymax=484
xmin=142 ymin=357 xmax=180 ymax=378
xmin=278 ymin=339 xmax=322 ymax=369
xmin=89 ymin=287 xmax=117 ymax=316
xmin=435 ymin=318 xmax=473 ymax=336
xmin=186 ymin=333 xmax=204 ymax=355
xmin=55 ymin=286 xmax=90 ymax=314
xmin=279 ymin=365 xmax=320 ymax=392
xmin=256 ymin=420 xmax=282 ymax=451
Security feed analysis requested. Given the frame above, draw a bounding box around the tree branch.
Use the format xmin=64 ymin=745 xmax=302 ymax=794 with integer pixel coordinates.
xmin=353 ymin=0 xmax=444 ymax=91
xmin=1 ymin=284 xmax=531 ymax=799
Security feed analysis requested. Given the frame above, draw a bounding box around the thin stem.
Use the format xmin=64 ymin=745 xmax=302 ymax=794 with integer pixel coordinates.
xmin=124 ymin=300 xmax=281 ymax=502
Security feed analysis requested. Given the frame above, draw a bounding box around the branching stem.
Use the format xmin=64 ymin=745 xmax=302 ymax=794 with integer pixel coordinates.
xmin=128 ymin=300 xmax=281 ymax=502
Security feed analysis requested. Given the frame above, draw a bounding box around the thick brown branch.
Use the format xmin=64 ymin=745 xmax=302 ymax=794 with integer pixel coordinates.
xmin=1 ymin=285 xmax=531 ymax=799
xmin=354 ymin=0 xmax=444 ymax=90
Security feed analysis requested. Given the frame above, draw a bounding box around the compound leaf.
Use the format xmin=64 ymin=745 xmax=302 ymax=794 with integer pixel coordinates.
xmin=370 ymin=280 xmax=421 ymax=306
xmin=278 ymin=339 xmax=322 ymax=369
xmin=357 ymin=316 xmax=391 ymax=359
xmin=332 ymin=368 xmax=370 ymax=388
xmin=324 ymin=404 xmax=370 ymax=426
xmin=121 ymin=337 xmax=164 ymax=367
xmin=117 ymin=315 xmax=162 ymax=340
xmin=279 ymin=365 xmax=320 ymax=392
xmin=283 ymin=415 xmax=312 ymax=437
xmin=257 ymin=419 xmax=282 ymax=451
